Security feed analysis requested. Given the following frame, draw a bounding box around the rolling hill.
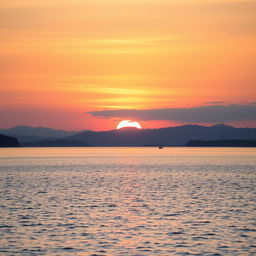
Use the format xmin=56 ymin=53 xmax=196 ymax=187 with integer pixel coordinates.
xmin=69 ymin=124 xmax=256 ymax=146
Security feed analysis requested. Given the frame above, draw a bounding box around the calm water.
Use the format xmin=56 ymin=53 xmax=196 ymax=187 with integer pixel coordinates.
xmin=0 ymin=147 xmax=256 ymax=256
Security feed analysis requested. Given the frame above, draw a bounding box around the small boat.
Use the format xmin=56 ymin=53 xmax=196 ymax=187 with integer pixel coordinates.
xmin=158 ymin=145 xmax=164 ymax=149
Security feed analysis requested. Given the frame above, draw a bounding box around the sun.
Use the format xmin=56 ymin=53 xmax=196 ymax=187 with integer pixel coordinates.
xmin=116 ymin=120 xmax=142 ymax=129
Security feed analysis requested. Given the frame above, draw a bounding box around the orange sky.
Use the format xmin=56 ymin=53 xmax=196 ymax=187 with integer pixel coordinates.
xmin=0 ymin=0 xmax=256 ymax=130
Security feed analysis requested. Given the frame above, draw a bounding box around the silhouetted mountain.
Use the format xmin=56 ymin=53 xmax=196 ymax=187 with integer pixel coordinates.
xmin=0 ymin=126 xmax=90 ymax=143
xmin=69 ymin=124 xmax=256 ymax=146
xmin=8 ymin=135 xmax=46 ymax=143
xmin=0 ymin=134 xmax=19 ymax=147
xmin=22 ymin=139 xmax=91 ymax=147
xmin=186 ymin=140 xmax=256 ymax=147
xmin=0 ymin=126 xmax=80 ymax=137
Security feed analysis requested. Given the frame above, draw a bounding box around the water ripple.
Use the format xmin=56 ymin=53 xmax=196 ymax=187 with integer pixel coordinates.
xmin=0 ymin=147 xmax=256 ymax=255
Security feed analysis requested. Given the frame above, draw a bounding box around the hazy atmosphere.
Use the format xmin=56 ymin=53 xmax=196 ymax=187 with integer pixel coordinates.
xmin=1 ymin=0 xmax=256 ymax=130
xmin=1 ymin=1 xmax=256 ymax=255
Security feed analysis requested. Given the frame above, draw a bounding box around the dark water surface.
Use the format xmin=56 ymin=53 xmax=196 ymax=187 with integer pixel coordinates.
xmin=0 ymin=147 xmax=256 ymax=255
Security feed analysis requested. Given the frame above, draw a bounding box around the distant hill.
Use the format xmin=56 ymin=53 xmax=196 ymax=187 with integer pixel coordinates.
xmin=1 ymin=124 xmax=255 ymax=147
xmin=0 ymin=134 xmax=19 ymax=147
xmin=186 ymin=140 xmax=256 ymax=147
xmin=22 ymin=139 xmax=91 ymax=147
xmin=69 ymin=124 xmax=256 ymax=146
xmin=0 ymin=126 xmax=89 ymax=143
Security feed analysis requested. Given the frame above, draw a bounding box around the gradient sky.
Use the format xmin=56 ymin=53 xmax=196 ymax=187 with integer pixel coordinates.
xmin=1 ymin=0 xmax=256 ymax=130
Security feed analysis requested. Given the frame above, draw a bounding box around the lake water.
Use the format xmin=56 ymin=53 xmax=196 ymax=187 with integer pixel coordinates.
xmin=0 ymin=147 xmax=256 ymax=256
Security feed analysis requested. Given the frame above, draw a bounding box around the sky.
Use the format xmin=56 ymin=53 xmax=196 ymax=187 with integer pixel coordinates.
xmin=0 ymin=0 xmax=256 ymax=131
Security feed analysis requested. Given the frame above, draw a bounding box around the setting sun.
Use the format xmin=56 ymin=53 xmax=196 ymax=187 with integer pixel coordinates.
xmin=117 ymin=120 xmax=142 ymax=129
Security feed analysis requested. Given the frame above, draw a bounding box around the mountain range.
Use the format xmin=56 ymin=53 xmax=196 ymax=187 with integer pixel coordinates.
xmin=0 ymin=126 xmax=88 ymax=143
xmin=1 ymin=124 xmax=255 ymax=147
xmin=69 ymin=124 xmax=256 ymax=146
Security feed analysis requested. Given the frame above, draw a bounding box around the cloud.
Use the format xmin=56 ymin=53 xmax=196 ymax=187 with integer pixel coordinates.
xmin=0 ymin=27 xmax=8 ymax=32
xmin=207 ymin=101 xmax=224 ymax=104
xmin=88 ymin=104 xmax=256 ymax=123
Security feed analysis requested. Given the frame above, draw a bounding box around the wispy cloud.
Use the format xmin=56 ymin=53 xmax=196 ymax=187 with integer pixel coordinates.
xmin=207 ymin=101 xmax=224 ymax=104
xmin=88 ymin=104 xmax=256 ymax=123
